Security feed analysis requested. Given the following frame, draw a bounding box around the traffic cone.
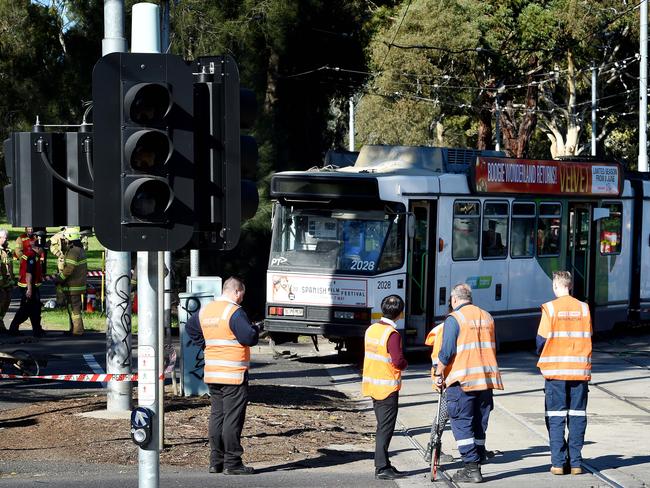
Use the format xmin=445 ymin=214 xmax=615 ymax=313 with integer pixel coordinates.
xmin=86 ymin=287 xmax=96 ymax=313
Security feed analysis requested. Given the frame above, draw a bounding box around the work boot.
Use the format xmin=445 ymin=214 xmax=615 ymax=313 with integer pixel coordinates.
xmin=570 ymin=467 xmax=583 ymax=475
xmin=224 ymin=465 xmax=254 ymax=475
xmin=550 ymin=466 xmax=566 ymax=475
xmin=452 ymin=462 xmax=483 ymax=483
xmin=479 ymin=450 xmax=497 ymax=464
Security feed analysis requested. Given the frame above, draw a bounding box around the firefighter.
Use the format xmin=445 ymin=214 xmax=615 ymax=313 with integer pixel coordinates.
xmin=0 ymin=229 xmax=15 ymax=332
xmin=536 ymin=271 xmax=592 ymax=476
xmin=13 ymin=226 xmax=35 ymax=260
xmin=362 ymin=295 xmax=408 ymax=480
xmin=49 ymin=227 xmax=68 ymax=307
xmin=436 ymin=283 xmax=503 ymax=483
xmin=8 ymin=239 xmax=45 ymax=337
xmin=57 ymin=227 xmax=88 ymax=336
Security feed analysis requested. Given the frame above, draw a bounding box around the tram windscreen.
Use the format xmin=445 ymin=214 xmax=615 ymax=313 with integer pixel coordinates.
xmin=269 ymin=205 xmax=405 ymax=274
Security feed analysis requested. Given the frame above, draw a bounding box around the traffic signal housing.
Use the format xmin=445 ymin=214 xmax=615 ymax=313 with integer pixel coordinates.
xmin=193 ymin=55 xmax=259 ymax=250
xmin=92 ymin=52 xmax=194 ymax=251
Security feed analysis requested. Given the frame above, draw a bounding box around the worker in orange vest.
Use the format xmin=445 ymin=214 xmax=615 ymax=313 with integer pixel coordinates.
xmin=436 ymin=284 xmax=503 ymax=483
xmin=536 ymin=271 xmax=592 ymax=476
xmin=185 ymin=277 xmax=261 ymax=475
xmin=362 ymin=295 xmax=408 ymax=481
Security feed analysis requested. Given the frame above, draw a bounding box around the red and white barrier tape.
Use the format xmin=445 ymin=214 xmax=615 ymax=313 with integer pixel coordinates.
xmin=0 ymin=373 xmax=168 ymax=382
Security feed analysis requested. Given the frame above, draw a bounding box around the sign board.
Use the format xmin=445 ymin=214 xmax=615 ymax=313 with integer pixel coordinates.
xmin=267 ymin=274 xmax=368 ymax=306
xmin=472 ymin=157 xmax=622 ymax=197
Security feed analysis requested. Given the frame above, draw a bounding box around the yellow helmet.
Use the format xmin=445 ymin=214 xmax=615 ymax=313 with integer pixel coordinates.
xmin=64 ymin=227 xmax=81 ymax=241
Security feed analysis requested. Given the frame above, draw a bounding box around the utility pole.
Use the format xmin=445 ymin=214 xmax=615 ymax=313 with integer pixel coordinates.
xmin=592 ymin=63 xmax=597 ymax=157
xmin=495 ymin=95 xmax=501 ymax=152
xmin=639 ymin=0 xmax=648 ymax=172
xmin=103 ymin=0 xmax=133 ymax=414
xmin=132 ymin=4 xmax=162 ymax=486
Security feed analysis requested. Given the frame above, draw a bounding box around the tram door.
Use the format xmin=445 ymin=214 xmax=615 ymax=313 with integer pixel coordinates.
xmin=568 ymin=203 xmax=593 ymax=302
xmin=406 ymin=201 xmax=436 ymax=347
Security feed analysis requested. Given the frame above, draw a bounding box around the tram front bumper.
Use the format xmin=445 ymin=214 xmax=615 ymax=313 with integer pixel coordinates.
xmin=264 ymin=318 xmax=369 ymax=339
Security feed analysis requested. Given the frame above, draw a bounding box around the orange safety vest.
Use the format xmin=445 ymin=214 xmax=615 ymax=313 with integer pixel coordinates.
xmin=425 ymin=323 xmax=444 ymax=388
xmin=200 ymin=298 xmax=250 ymax=385
xmin=537 ymin=295 xmax=592 ymax=381
xmin=445 ymin=305 xmax=503 ymax=392
xmin=362 ymin=320 xmax=402 ymax=400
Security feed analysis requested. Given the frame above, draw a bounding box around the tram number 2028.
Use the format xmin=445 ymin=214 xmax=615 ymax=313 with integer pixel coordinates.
xmin=350 ymin=260 xmax=375 ymax=271
xmin=377 ymin=281 xmax=391 ymax=290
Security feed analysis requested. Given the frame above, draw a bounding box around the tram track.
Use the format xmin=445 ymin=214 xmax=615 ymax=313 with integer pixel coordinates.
xmin=396 ymin=418 xmax=461 ymax=487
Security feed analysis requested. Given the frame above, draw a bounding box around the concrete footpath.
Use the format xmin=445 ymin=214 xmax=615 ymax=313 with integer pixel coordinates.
xmin=328 ymin=332 xmax=650 ymax=487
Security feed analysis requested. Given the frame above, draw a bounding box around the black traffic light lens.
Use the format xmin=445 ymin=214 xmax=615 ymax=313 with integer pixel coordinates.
xmin=124 ymin=178 xmax=173 ymax=221
xmin=125 ymin=130 xmax=171 ymax=172
xmin=125 ymin=83 xmax=172 ymax=125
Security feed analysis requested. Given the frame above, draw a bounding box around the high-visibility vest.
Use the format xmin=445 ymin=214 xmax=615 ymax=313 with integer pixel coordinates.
xmin=200 ymin=298 xmax=250 ymax=385
xmin=445 ymin=305 xmax=503 ymax=392
xmin=537 ymin=295 xmax=592 ymax=381
xmin=362 ymin=321 xmax=402 ymax=400
xmin=18 ymin=251 xmax=43 ymax=288
xmin=425 ymin=323 xmax=444 ymax=388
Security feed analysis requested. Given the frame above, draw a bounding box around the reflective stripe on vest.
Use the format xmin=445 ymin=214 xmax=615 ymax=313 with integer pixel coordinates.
xmin=538 ymin=295 xmax=592 ymax=381
xmin=201 ymin=299 xmax=250 ymax=385
xmin=446 ymin=305 xmax=503 ymax=392
xmin=362 ymin=321 xmax=402 ymax=400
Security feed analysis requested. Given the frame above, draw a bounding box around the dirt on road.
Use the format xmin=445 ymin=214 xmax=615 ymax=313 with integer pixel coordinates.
xmin=0 ymin=383 xmax=376 ymax=469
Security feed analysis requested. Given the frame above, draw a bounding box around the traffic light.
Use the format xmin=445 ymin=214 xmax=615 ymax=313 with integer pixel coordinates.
xmin=92 ymin=52 xmax=194 ymax=251
xmin=3 ymin=131 xmax=68 ymax=227
xmin=192 ymin=55 xmax=259 ymax=250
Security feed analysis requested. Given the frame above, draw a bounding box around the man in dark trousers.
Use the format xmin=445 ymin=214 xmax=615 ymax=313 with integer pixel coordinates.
xmin=436 ymin=283 xmax=503 ymax=483
xmin=536 ymin=271 xmax=592 ymax=476
xmin=361 ymin=294 xmax=408 ymax=480
xmin=8 ymin=239 xmax=45 ymax=337
xmin=186 ymin=277 xmax=261 ymax=475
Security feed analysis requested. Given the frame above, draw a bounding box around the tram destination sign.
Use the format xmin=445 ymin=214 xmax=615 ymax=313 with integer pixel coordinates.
xmin=471 ymin=157 xmax=622 ymax=196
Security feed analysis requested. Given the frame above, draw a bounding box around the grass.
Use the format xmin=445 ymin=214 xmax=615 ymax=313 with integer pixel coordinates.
xmin=41 ymin=308 xmax=139 ymax=333
xmin=1 ymin=224 xmax=104 ymax=275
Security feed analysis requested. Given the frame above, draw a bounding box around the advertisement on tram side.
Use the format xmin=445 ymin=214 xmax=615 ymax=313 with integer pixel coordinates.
xmin=471 ymin=157 xmax=623 ymax=196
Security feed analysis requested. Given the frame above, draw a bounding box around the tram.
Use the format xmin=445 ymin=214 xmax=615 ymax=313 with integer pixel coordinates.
xmin=264 ymin=145 xmax=650 ymax=351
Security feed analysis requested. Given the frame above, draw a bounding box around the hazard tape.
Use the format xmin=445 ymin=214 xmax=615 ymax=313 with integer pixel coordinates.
xmin=0 ymin=373 xmax=139 ymax=382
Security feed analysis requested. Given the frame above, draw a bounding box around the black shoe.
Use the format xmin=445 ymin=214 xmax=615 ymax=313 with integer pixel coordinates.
xmin=224 ymin=465 xmax=254 ymax=475
xmin=7 ymin=329 xmax=21 ymax=336
xmin=209 ymin=464 xmax=223 ymax=474
xmin=375 ymin=467 xmax=405 ymax=480
xmin=452 ymin=463 xmax=483 ymax=483
xmin=33 ymin=330 xmax=46 ymax=338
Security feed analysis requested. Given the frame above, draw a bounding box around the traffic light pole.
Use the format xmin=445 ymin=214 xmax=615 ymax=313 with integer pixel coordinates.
xmin=132 ymin=4 xmax=162 ymax=487
xmin=102 ymin=0 xmax=133 ymax=414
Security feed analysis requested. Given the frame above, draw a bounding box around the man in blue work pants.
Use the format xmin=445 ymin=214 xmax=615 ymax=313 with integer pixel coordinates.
xmin=544 ymin=380 xmax=588 ymax=470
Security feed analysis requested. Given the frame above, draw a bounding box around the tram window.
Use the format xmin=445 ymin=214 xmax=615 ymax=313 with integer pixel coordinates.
xmin=510 ymin=202 xmax=536 ymax=258
xmin=453 ymin=200 xmax=480 ymax=260
xmin=537 ymin=203 xmax=562 ymax=256
xmin=482 ymin=201 xmax=508 ymax=259
xmin=600 ymin=202 xmax=622 ymax=254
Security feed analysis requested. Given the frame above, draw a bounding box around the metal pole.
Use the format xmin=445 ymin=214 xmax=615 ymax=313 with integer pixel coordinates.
xmin=160 ymin=0 xmax=170 ymax=54
xmin=157 ymin=252 xmax=165 ymax=450
xmin=103 ymin=0 xmax=132 ymax=414
xmin=592 ymin=63 xmax=597 ymax=156
xmin=640 ymin=0 xmax=648 ymax=172
xmin=349 ymin=97 xmax=355 ymax=151
xmin=133 ymin=4 xmax=161 ymax=487
xmin=137 ymin=251 xmax=160 ymax=488
xmin=190 ymin=249 xmax=199 ymax=277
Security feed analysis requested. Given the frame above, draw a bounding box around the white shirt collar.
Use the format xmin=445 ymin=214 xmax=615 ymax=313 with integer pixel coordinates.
xmin=380 ymin=317 xmax=398 ymax=328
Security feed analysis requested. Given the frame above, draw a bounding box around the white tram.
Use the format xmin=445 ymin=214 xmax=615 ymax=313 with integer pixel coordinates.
xmin=264 ymin=145 xmax=649 ymax=351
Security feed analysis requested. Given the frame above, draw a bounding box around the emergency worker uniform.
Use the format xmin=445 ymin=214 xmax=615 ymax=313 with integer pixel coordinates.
xmin=185 ymin=297 xmax=259 ymax=472
xmin=58 ymin=237 xmax=87 ymax=336
xmin=0 ymin=242 xmax=14 ymax=331
xmin=8 ymin=247 xmax=44 ymax=337
xmin=362 ymin=318 xmax=407 ymax=474
xmin=49 ymin=229 xmax=68 ymax=306
xmin=439 ymin=304 xmax=503 ymax=466
xmin=536 ymin=295 xmax=592 ymax=470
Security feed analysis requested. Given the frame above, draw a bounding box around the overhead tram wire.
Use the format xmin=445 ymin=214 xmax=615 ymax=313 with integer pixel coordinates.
xmin=376 ymin=0 xmax=413 ymax=76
